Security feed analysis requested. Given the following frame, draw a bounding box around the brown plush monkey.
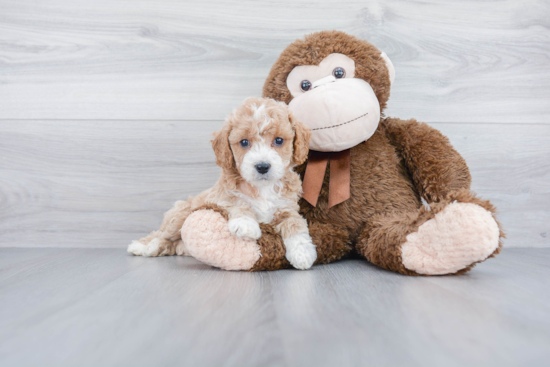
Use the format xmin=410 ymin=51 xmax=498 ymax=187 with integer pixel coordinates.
xmin=165 ymin=31 xmax=504 ymax=275
xmin=259 ymin=30 xmax=505 ymax=275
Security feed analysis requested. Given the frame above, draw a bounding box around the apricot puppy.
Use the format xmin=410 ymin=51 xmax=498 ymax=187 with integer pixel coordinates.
xmin=128 ymin=97 xmax=317 ymax=270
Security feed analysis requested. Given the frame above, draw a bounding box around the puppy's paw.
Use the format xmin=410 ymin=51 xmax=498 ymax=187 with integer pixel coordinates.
xmin=127 ymin=238 xmax=162 ymax=257
xmin=127 ymin=240 xmax=147 ymax=256
xmin=284 ymin=232 xmax=317 ymax=270
xmin=228 ymin=217 xmax=262 ymax=240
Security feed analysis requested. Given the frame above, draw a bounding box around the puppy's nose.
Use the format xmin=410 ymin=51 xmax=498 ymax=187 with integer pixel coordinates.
xmin=255 ymin=162 xmax=271 ymax=174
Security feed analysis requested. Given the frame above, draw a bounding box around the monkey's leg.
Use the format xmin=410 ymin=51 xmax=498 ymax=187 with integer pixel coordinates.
xmin=127 ymin=200 xmax=192 ymax=257
xmin=181 ymin=205 xmax=267 ymax=270
xmin=252 ymin=220 xmax=352 ymax=270
xmin=308 ymin=221 xmax=353 ymax=266
xmin=182 ymin=207 xmax=352 ymax=271
xmin=356 ymin=190 xmax=503 ymax=275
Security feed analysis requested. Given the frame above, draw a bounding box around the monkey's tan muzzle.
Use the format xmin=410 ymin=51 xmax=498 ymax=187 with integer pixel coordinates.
xmin=288 ymin=77 xmax=381 ymax=153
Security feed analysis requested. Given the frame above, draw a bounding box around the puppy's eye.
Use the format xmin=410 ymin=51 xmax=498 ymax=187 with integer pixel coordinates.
xmin=333 ymin=67 xmax=345 ymax=79
xmin=300 ymin=80 xmax=311 ymax=92
xmin=240 ymin=139 xmax=250 ymax=148
xmin=273 ymin=137 xmax=284 ymax=146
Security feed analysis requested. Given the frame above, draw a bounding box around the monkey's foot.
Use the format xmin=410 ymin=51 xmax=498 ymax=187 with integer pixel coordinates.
xmin=182 ymin=209 xmax=261 ymax=271
xmin=401 ymin=202 xmax=500 ymax=275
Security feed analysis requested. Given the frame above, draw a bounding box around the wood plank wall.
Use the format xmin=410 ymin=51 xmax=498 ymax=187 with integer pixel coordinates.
xmin=1 ymin=0 xmax=549 ymax=248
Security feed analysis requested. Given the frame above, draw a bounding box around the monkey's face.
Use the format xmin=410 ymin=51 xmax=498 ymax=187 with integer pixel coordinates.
xmin=285 ymin=52 xmax=394 ymax=152
xmin=262 ymin=31 xmax=396 ymax=153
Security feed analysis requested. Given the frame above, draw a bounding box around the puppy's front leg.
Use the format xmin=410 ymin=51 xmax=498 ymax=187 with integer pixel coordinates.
xmin=227 ymin=209 xmax=262 ymax=241
xmin=275 ymin=211 xmax=317 ymax=270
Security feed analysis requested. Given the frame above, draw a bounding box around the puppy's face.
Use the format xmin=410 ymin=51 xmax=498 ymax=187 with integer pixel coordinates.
xmin=212 ymin=97 xmax=310 ymax=187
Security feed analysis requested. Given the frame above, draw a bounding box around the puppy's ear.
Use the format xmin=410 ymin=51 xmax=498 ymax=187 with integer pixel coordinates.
xmin=289 ymin=111 xmax=311 ymax=165
xmin=211 ymin=127 xmax=234 ymax=170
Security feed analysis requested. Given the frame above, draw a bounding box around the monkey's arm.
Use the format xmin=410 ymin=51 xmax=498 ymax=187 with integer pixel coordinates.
xmin=382 ymin=117 xmax=471 ymax=202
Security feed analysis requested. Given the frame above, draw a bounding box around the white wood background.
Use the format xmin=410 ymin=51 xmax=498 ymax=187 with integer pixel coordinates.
xmin=0 ymin=0 xmax=549 ymax=248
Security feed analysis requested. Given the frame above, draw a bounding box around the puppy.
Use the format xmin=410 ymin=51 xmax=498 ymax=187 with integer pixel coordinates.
xmin=128 ymin=97 xmax=317 ymax=270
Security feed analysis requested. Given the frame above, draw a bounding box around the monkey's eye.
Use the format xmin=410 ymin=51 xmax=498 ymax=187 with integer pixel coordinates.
xmin=240 ymin=139 xmax=250 ymax=148
xmin=300 ymin=80 xmax=312 ymax=92
xmin=333 ymin=67 xmax=346 ymax=79
xmin=273 ymin=137 xmax=284 ymax=146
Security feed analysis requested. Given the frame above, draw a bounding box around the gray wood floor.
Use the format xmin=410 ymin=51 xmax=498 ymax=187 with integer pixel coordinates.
xmin=0 ymin=248 xmax=549 ymax=367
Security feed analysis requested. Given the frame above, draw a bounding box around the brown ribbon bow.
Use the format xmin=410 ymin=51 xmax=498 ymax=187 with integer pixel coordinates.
xmin=302 ymin=149 xmax=351 ymax=208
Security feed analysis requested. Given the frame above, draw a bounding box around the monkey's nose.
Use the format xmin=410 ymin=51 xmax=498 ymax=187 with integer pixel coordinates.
xmin=313 ymin=75 xmax=336 ymax=88
xmin=255 ymin=162 xmax=271 ymax=174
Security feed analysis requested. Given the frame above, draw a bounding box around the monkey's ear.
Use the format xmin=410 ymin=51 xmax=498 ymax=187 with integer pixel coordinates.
xmin=211 ymin=127 xmax=234 ymax=170
xmin=289 ymin=111 xmax=311 ymax=165
xmin=380 ymin=52 xmax=396 ymax=85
